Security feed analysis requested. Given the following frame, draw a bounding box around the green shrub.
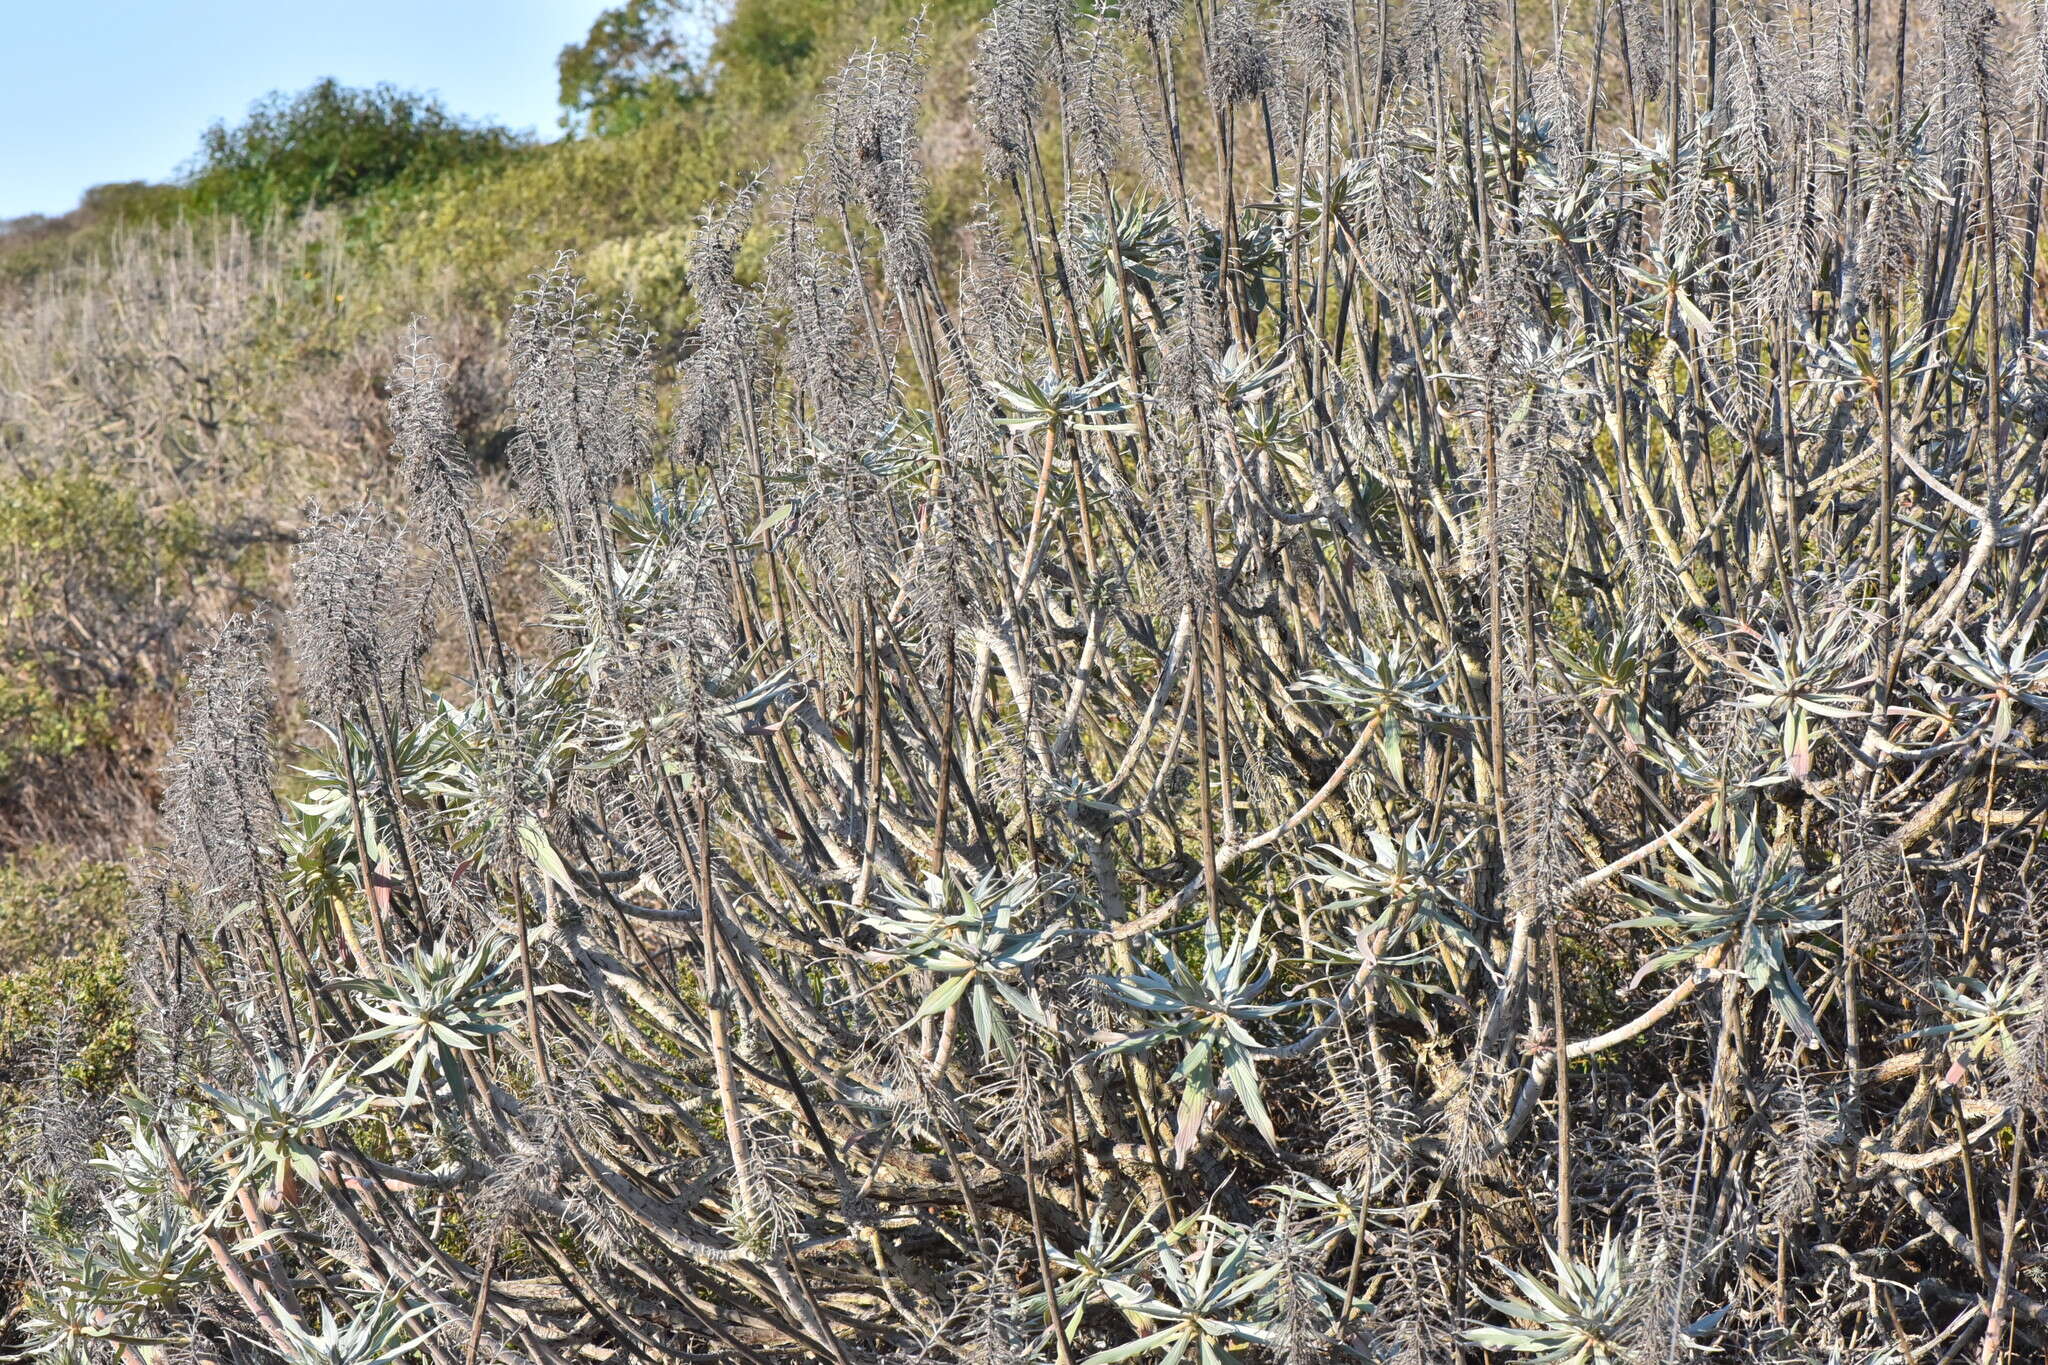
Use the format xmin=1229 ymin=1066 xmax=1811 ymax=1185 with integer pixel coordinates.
xmin=0 ymin=928 xmax=132 ymax=1095
xmin=388 ymin=0 xmax=981 ymax=324
xmin=0 ymin=469 xmax=206 ymax=618
xmin=0 ymin=470 xmax=206 ymax=798
xmin=0 ymin=183 xmax=191 ymax=286
xmin=709 ymin=0 xmax=828 ymax=108
xmin=70 ymin=181 xmax=189 ymax=230
xmin=0 ymin=668 xmax=118 ymax=788
xmin=185 ymin=80 xmax=525 ymax=224
xmin=0 ymin=856 xmax=126 ymax=975
xmin=383 ymin=107 xmax=741 ymax=319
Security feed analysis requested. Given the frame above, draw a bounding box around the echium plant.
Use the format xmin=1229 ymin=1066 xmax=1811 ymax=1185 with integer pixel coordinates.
xmin=202 ymin=1055 xmax=369 ymax=1203
xmin=1465 ymin=1235 xmax=1641 ymax=1365
xmin=1084 ymin=1219 xmax=1283 ymax=1365
xmin=18 ymin=0 xmax=2048 ymax=1357
xmin=270 ymin=1297 xmax=439 ymax=1365
xmin=344 ymin=931 xmax=556 ymax=1109
xmin=1095 ymin=917 xmax=1315 ymax=1160
xmin=1726 ymin=616 xmax=1869 ymax=778
xmin=1298 ymin=642 xmax=1466 ymax=787
xmin=1619 ymin=812 xmax=1837 ymax=1048
xmin=862 ymin=866 xmax=1070 ymax=1061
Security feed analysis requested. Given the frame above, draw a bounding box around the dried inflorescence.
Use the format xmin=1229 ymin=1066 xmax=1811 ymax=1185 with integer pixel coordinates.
xmin=390 ymin=321 xmax=476 ymax=548
xmin=288 ymin=505 xmax=418 ymax=714
xmin=1207 ymin=0 xmax=1275 ymax=108
xmin=509 ymin=253 xmax=658 ymax=564
xmin=819 ymin=32 xmax=935 ymax=293
xmin=160 ymin=615 xmax=278 ymax=915
xmin=970 ymin=0 xmax=1051 ymax=182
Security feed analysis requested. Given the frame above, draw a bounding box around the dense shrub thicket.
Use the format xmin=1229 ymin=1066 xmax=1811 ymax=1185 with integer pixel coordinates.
xmin=9 ymin=1 xmax=2048 ymax=1363
xmin=183 ymin=81 xmax=528 ymax=225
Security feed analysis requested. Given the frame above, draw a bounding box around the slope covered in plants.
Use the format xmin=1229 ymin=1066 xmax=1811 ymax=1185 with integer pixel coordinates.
xmin=0 ymin=0 xmax=981 ymax=867
xmin=8 ymin=1 xmax=2048 ymax=1363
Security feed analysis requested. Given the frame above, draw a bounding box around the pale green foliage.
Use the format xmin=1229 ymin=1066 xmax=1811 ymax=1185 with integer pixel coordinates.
xmin=863 ymin=866 xmax=1068 ymax=1060
xmin=202 ymin=1056 xmax=370 ymax=1198
xmin=1916 ymin=963 xmax=2043 ymax=1063
xmin=1618 ymin=814 xmax=1836 ymax=1048
xmin=1466 ymin=1236 xmax=1639 ymax=1364
xmin=1083 ymin=1220 xmax=1282 ymax=1365
xmin=343 ymin=932 xmax=537 ymax=1107
xmin=1095 ymin=917 xmax=1310 ymax=1159
xmin=270 ymin=1297 xmax=438 ymax=1365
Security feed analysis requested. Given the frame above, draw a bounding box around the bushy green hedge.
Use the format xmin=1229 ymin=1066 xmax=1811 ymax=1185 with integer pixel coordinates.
xmin=0 ymin=857 xmax=131 ymax=1123
xmin=0 ymin=931 xmax=133 ymax=1096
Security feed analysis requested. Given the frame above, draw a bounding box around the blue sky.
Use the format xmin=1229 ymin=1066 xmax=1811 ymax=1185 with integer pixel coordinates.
xmin=2 ymin=1 xmax=621 ymax=220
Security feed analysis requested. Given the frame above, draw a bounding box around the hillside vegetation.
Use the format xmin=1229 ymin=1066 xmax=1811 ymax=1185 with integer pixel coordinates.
xmin=0 ymin=0 xmax=971 ymax=933
xmin=5 ymin=0 xmax=2048 ymax=1362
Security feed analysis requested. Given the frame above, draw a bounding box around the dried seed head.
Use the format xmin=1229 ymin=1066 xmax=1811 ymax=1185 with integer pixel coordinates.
xmin=1762 ymin=1066 xmax=1839 ymax=1225
xmin=1531 ymin=51 xmax=1585 ymax=187
xmin=2006 ymin=945 xmax=2048 ymax=1118
xmin=668 ymin=183 xmax=765 ymax=474
xmin=1262 ymin=1199 xmax=1335 ymax=1364
xmin=961 ymin=205 xmax=1037 ymax=372
xmin=727 ymin=1109 xmax=808 ymax=1255
xmin=585 ymin=295 xmax=658 ymax=488
xmin=974 ymin=1043 xmax=1058 ymax=1157
xmin=1139 ymin=429 xmax=1214 ymax=616
xmin=1369 ymin=1221 xmax=1453 ymax=1365
xmin=767 ymin=180 xmax=891 ymax=440
xmin=1281 ymin=0 xmax=1352 ymax=92
xmin=1935 ymin=0 xmax=2002 ymax=162
xmin=1122 ymin=0 xmax=1185 ymax=44
xmin=509 ymin=253 xmax=657 ymax=559
xmin=1059 ymin=21 xmax=1131 ymax=183
xmin=688 ymin=177 xmax=762 ymax=335
xmin=1503 ymin=695 xmax=1586 ymax=929
xmin=905 ymin=485 xmax=984 ymax=636
xmin=161 ymin=615 xmax=277 ymax=915
xmin=290 ymin=506 xmax=412 ymax=713
xmin=1410 ymin=0 xmax=1500 ymax=71
xmin=1208 ymin=1 xmax=1276 ymax=107
xmin=797 ymin=438 xmax=900 ymax=601
xmin=1442 ymin=1047 xmax=1505 ymax=1180
xmin=952 ymin=1237 xmax=1033 ymax=1365
xmin=1324 ymin=1041 xmax=1415 ymax=1186
xmin=819 ymin=28 xmax=935 ymax=292
xmin=1618 ymin=0 xmax=1666 ymax=95
xmin=390 ymin=320 xmax=475 ymax=547
xmin=1858 ymin=129 xmax=1926 ymax=307
xmin=971 ymin=0 xmax=1050 ymax=180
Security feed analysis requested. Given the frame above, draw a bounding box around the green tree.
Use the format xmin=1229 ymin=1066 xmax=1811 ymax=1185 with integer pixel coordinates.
xmin=557 ymin=0 xmax=713 ymax=137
